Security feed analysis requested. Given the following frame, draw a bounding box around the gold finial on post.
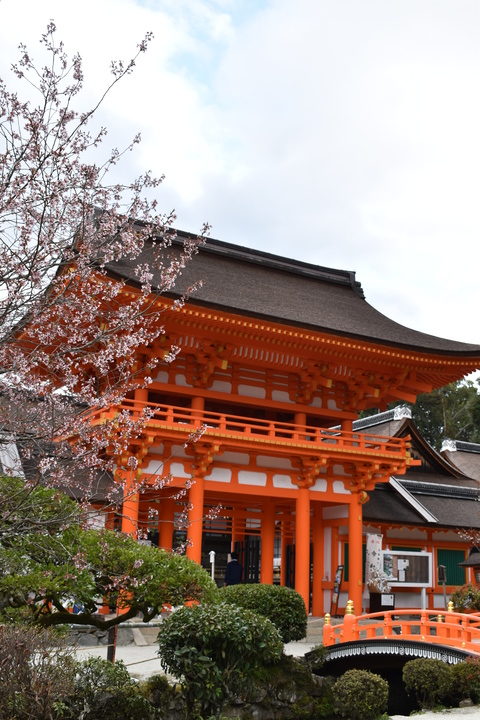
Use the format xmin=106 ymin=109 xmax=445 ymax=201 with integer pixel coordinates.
xmin=448 ymin=601 xmax=454 ymax=613
xmin=345 ymin=599 xmax=354 ymax=615
xmin=323 ymin=612 xmax=333 ymax=645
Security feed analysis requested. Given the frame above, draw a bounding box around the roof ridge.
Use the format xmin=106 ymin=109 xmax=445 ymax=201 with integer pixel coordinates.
xmin=441 ymin=438 xmax=480 ymax=454
xmin=177 ymin=232 xmax=366 ymax=298
xmin=400 ymin=478 xmax=480 ymax=499
xmin=353 ymin=405 xmax=411 ymax=430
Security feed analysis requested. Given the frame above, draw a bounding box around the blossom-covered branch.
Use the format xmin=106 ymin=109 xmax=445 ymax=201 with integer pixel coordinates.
xmin=0 ymin=23 xmax=207 ymax=533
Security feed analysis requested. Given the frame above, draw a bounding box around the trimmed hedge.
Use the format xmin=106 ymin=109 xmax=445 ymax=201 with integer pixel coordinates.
xmin=451 ymin=657 xmax=480 ymax=705
xmin=402 ymin=658 xmax=454 ymax=709
xmin=157 ymin=602 xmax=283 ymax=718
xmin=333 ymin=669 xmax=388 ymax=720
xmin=219 ymin=582 xmax=307 ymax=642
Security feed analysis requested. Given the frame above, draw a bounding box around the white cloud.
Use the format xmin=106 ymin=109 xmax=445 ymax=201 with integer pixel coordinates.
xmin=1 ymin=0 xmax=480 ymax=348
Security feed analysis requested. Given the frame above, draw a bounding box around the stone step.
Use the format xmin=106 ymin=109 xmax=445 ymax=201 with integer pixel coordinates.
xmin=134 ymin=627 xmax=159 ymax=645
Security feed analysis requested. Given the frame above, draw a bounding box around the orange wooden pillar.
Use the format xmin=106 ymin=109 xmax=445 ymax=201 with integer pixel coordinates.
xmin=119 ymin=386 xmax=148 ymax=536
xmin=186 ymin=476 xmax=204 ymax=562
xmin=158 ymin=497 xmax=174 ymax=550
xmin=280 ymin=515 xmax=288 ymax=586
xmin=186 ymin=396 xmax=205 ymax=563
xmin=295 ymin=486 xmax=311 ymax=612
xmin=260 ymin=500 xmax=275 ymax=585
xmin=311 ymin=502 xmax=324 ymax=616
xmin=119 ymin=469 xmax=139 ymax=536
xmin=348 ymin=491 xmax=363 ymax=614
xmin=231 ymin=508 xmax=243 ymax=551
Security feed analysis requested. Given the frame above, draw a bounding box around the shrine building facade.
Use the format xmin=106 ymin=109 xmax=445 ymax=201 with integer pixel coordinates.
xmin=95 ymin=233 xmax=480 ymax=614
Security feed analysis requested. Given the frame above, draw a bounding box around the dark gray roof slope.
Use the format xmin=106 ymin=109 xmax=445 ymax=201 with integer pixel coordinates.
xmin=442 ymin=440 xmax=480 ymax=483
xmin=363 ymin=485 xmax=427 ymax=525
xmin=108 ymin=233 xmax=480 ymax=356
xmin=356 ymin=409 xmax=480 ymax=529
xmin=365 ymin=484 xmax=480 ymax=529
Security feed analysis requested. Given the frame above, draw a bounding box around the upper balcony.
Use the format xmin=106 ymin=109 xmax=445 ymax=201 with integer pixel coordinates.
xmin=90 ymin=400 xmax=418 ymax=482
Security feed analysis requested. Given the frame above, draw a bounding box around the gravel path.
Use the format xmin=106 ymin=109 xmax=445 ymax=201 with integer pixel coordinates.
xmin=390 ymin=706 xmax=480 ymax=719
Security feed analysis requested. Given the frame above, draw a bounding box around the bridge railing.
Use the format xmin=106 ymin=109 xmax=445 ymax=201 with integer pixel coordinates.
xmin=323 ymin=602 xmax=480 ymax=656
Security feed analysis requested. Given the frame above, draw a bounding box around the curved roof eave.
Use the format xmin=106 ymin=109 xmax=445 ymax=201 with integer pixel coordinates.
xmin=106 ymin=229 xmax=480 ymax=359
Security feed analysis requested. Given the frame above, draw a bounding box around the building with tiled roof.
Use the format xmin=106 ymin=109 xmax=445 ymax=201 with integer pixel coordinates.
xmin=41 ymin=231 xmax=480 ymax=614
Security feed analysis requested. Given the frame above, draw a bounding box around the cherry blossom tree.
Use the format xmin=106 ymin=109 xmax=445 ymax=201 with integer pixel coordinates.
xmin=0 ymin=23 xmax=206 ymax=536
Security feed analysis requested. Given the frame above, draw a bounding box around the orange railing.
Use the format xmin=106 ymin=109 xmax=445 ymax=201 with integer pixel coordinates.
xmin=323 ymin=604 xmax=480 ymax=655
xmin=89 ymin=399 xmax=412 ymax=460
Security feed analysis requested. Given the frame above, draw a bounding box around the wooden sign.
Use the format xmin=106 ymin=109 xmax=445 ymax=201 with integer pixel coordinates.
xmin=330 ymin=564 xmax=344 ymax=616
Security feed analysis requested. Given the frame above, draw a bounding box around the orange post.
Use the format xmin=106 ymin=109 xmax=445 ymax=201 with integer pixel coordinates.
xmin=280 ymin=517 xmax=288 ymax=586
xmin=186 ymin=475 xmax=204 ymax=563
xmin=135 ymin=387 xmax=148 ymax=404
xmin=348 ymin=492 xmax=363 ymax=614
xmin=323 ymin=612 xmax=333 ymax=645
xmin=436 ymin=614 xmax=446 ymax=640
xmin=231 ymin=508 xmax=243 ymax=550
xmin=186 ymin=396 xmax=205 ymax=564
xmin=295 ymin=486 xmax=311 ymax=613
xmin=342 ymin=599 xmax=356 ymax=641
xmin=312 ymin=503 xmax=324 ymax=616
xmin=260 ymin=501 xmax=275 ymax=584
xmin=120 ymin=469 xmax=139 ymax=537
xmin=158 ymin=497 xmax=174 ymax=550
xmin=191 ymin=394 xmax=204 ymax=424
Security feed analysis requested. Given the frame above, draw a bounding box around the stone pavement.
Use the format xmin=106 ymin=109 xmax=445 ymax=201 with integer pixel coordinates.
xmin=72 ymin=616 xmax=324 ymax=681
xmin=74 ymin=638 xmax=320 ymax=681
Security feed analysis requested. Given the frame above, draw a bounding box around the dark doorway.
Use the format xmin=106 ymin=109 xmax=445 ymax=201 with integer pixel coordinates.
xmin=201 ymin=532 xmax=231 ymax=586
xmin=241 ymin=536 xmax=260 ymax=583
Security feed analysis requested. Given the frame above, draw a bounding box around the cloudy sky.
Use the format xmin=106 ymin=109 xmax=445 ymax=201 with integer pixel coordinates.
xmin=1 ymin=0 xmax=480 ymax=348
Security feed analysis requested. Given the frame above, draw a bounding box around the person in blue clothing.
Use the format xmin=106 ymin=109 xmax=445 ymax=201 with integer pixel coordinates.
xmin=224 ymin=551 xmax=242 ymax=586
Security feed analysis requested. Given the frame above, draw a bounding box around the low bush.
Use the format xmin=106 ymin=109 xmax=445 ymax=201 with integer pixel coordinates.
xmin=451 ymin=656 xmax=480 ymax=704
xmin=68 ymin=656 xmax=155 ymax=720
xmin=157 ymin=602 xmax=283 ymax=718
xmin=333 ymin=669 xmax=388 ymax=720
xmin=0 ymin=624 xmax=76 ymax=720
xmin=450 ymin=584 xmax=480 ymax=611
xmin=304 ymin=644 xmax=328 ymax=672
xmin=402 ymin=658 xmax=454 ymax=709
xmin=219 ymin=582 xmax=307 ymax=642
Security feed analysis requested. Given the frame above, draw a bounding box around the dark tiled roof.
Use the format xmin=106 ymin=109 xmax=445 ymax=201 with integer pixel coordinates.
xmin=107 ymin=233 xmax=480 ymax=356
xmin=399 ymin=470 xmax=478 ymax=488
xmin=441 ymin=445 xmax=480 ymax=484
xmin=355 ymin=410 xmax=471 ymax=481
xmin=359 ymin=409 xmax=480 ymax=529
xmin=365 ymin=481 xmax=480 ymax=529
xmin=412 ymin=494 xmax=480 ymax=529
xmin=363 ymin=486 xmax=427 ymax=525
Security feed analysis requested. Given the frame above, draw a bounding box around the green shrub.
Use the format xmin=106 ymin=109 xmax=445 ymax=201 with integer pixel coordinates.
xmin=402 ymin=658 xmax=454 ymax=709
xmin=304 ymin=644 xmax=328 ymax=672
xmin=219 ymin=582 xmax=307 ymax=642
xmin=333 ymin=669 xmax=388 ymax=720
xmin=451 ymin=657 xmax=480 ymax=704
xmin=68 ymin=656 xmax=155 ymax=720
xmin=450 ymin=584 xmax=480 ymax=611
xmin=157 ymin=602 xmax=283 ymax=718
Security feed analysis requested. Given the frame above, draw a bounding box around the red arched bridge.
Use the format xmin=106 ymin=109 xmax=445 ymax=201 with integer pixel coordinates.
xmin=322 ymin=601 xmax=480 ymax=666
